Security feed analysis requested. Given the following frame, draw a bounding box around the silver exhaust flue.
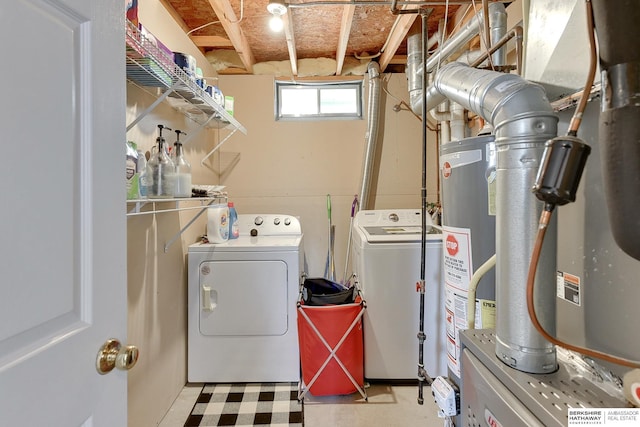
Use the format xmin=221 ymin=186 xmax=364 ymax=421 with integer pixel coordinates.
xmin=433 ymin=62 xmax=559 ymax=374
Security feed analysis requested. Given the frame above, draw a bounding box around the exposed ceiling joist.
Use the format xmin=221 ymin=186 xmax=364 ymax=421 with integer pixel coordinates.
xmin=159 ymin=0 xmax=191 ymax=34
xmin=379 ymin=13 xmax=420 ymax=71
xmin=336 ymin=5 xmax=356 ymax=75
xmin=207 ymin=0 xmax=256 ymax=73
xmin=283 ymin=11 xmax=298 ymax=75
xmin=190 ymin=35 xmax=234 ymax=48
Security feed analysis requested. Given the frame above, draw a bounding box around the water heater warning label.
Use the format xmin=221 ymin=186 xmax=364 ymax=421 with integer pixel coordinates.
xmin=557 ymin=271 xmax=581 ymax=306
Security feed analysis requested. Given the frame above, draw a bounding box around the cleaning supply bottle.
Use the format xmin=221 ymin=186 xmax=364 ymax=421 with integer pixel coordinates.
xmin=172 ymin=129 xmax=192 ymax=198
xmin=228 ymin=202 xmax=239 ymax=239
xmin=137 ymin=148 xmax=150 ymax=198
xmin=207 ymin=203 xmax=229 ymax=243
xmin=148 ymin=124 xmax=176 ymax=198
xmin=126 ymin=141 xmax=139 ymax=200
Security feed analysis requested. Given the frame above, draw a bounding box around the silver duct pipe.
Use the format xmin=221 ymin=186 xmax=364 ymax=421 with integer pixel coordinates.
xmin=433 ymin=62 xmax=559 ymax=374
xmin=408 ymin=2 xmax=507 ymax=115
xmin=358 ymin=61 xmax=382 ymax=210
xmin=488 ymin=0 xmax=507 ymax=67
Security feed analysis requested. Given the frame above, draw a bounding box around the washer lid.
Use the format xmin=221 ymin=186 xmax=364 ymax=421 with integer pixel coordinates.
xmin=354 ymin=209 xmax=441 ymax=243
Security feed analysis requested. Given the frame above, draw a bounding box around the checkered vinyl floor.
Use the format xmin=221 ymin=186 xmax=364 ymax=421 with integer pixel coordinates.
xmin=184 ymin=383 xmax=303 ymax=426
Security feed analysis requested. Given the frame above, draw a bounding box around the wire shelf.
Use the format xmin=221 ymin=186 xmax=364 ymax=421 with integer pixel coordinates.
xmin=125 ymin=21 xmax=246 ymax=133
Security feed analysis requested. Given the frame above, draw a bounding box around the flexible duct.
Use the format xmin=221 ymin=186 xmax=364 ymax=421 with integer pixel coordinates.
xmin=358 ymin=61 xmax=382 ymax=210
xmin=407 ymin=2 xmax=507 ymax=115
xmin=591 ymin=1 xmax=640 ymax=261
xmin=433 ymin=61 xmax=559 ymax=374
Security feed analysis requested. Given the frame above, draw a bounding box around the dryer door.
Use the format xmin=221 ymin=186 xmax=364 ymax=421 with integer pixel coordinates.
xmin=199 ymin=260 xmax=289 ymax=336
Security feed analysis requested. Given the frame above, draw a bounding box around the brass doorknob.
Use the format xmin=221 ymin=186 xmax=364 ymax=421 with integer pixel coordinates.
xmin=96 ymin=338 xmax=140 ymax=375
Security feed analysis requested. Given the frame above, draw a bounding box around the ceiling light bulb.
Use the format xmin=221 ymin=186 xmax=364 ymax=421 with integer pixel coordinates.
xmin=269 ymin=15 xmax=284 ymax=32
xmin=267 ymin=1 xmax=287 ymax=16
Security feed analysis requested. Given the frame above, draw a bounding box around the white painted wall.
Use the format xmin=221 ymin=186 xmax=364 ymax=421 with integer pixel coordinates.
xmin=127 ymin=3 xmax=435 ymax=425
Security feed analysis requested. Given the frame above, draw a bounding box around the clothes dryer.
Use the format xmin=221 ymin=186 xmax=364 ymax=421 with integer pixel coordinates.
xmin=188 ymin=214 xmax=303 ymax=382
xmin=352 ymin=209 xmax=447 ymax=380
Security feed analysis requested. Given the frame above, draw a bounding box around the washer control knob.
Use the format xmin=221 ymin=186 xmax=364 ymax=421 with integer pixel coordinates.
xmin=254 ymin=216 xmax=263 ymax=226
xmin=389 ymin=213 xmax=399 ymax=222
xmin=274 ymin=217 xmax=281 ymax=225
xmin=284 ymin=217 xmax=291 ymax=226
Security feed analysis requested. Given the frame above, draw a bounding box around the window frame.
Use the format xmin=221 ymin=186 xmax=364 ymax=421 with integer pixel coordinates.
xmin=274 ymin=79 xmax=364 ymax=121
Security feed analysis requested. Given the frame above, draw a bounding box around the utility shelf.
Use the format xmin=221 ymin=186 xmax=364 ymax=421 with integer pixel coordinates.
xmin=125 ymin=21 xmax=246 ymax=138
xmin=127 ymin=195 xmax=226 ymax=253
xmin=126 ymin=196 xmax=225 ymax=216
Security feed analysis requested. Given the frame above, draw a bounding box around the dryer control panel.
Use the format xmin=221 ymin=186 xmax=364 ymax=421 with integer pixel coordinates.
xmin=237 ymin=214 xmax=302 ymax=236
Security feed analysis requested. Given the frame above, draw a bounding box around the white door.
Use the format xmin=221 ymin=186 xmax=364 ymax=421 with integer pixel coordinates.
xmin=0 ymin=0 xmax=128 ymax=426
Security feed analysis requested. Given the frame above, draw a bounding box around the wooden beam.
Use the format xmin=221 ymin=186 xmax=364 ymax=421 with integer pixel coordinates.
xmin=206 ymin=0 xmax=255 ymax=73
xmin=336 ymin=5 xmax=356 ymax=76
xmin=190 ymin=35 xmax=234 ymax=49
xmin=282 ymin=11 xmax=298 ymax=76
xmin=379 ymin=13 xmax=418 ymax=72
xmin=159 ymin=0 xmax=191 ymax=34
xmin=388 ymin=55 xmax=408 ymax=65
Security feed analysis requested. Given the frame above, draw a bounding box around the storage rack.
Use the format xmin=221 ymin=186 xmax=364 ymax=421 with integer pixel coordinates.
xmin=125 ymin=21 xmax=246 ymax=150
xmin=125 ymin=21 xmax=243 ymax=246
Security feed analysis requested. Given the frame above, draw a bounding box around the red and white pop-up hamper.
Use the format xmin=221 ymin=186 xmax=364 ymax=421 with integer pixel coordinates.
xmin=296 ymin=278 xmax=367 ymax=400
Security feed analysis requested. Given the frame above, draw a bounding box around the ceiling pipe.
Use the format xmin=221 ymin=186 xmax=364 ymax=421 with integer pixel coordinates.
xmin=433 ymin=61 xmax=559 ymax=374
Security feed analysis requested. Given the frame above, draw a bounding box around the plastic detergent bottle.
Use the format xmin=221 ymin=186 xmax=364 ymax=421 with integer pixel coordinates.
xmin=148 ymin=124 xmax=176 ymax=198
xmin=228 ymin=202 xmax=239 ymax=239
xmin=207 ymin=203 xmax=229 ymax=243
xmin=172 ymin=130 xmax=192 ymax=198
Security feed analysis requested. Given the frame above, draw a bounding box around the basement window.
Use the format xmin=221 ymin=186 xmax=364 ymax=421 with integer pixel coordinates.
xmin=275 ymin=80 xmax=363 ymax=121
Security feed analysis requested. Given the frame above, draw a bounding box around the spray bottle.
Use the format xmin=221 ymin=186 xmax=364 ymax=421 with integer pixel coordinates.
xmin=172 ymin=129 xmax=192 ymax=198
xmin=148 ymin=124 xmax=176 ymax=198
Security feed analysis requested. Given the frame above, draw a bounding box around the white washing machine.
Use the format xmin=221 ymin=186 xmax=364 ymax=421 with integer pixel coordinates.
xmin=188 ymin=214 xmax=303 ymax=383
xmin=352 ymin=209 xmax=447 ymax=380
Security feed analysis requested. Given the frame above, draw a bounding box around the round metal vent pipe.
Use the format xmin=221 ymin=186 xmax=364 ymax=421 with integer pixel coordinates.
xmin=433 ymin=61 xmax=559 ymax=374
xmin=358 ymin=61 xmax=382 ymax=210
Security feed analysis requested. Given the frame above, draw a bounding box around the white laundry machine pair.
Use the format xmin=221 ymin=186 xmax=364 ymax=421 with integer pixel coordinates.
xmin=188 ymin=214 xmax=303 ymax=383
xmin=351 ymin=209 xmax=447 ymax=380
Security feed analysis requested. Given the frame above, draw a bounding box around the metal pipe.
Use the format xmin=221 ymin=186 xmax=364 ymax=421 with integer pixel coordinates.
xmin=482 ymin=0 xmax=491 ymax=58
xmin=408 ymin=2 xmax=507 ymax=115
xmin=358 ymin=61 xmax=382 ymax=210
xmin=469 ymin=26 xmax=523 ymax=73
xmin=450 ymin=102 xmax=466 ymax=141
xmin=433 ymin=62 xmax=559 ymax=374
xmin=417 ymin=8 xmax=432 ymax=406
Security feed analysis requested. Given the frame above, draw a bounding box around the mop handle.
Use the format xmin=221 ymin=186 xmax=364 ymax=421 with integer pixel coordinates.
xmin=342 ymin=195 xmax=359 ymax=285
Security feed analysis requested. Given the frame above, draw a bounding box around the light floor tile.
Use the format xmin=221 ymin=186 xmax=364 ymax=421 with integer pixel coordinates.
xmin=158 ymin=382 xmax=443 ymax=427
